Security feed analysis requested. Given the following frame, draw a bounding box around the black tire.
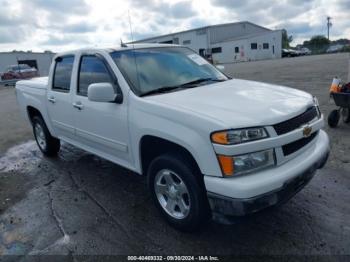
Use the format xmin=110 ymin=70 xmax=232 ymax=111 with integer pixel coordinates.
xmin=341 ymin=108 xmax=350 ymax=123
xmin=32 ymin=115 xmax=60 ymax=157
xmin=147 ymin=153 xmax=210 ymax=232
xmin=328 ymin=109 xmax=340 ymax=128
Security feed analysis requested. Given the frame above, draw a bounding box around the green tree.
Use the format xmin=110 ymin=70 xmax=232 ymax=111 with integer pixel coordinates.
xmin=282 ymin=29 xmax=293 ymax=48
xmin=304 ymin=35 xmax=330 ymax=52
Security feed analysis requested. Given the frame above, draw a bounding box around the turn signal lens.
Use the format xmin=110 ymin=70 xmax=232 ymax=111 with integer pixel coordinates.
xmin=217 ymin=155 xmax=234 ymax=176
xmin=211 ymin=128 xmax=268 ymax=145
xmin=211 ymin=132 xmax=228 ymax=144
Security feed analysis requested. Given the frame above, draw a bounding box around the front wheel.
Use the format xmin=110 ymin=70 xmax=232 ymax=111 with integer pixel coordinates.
xmin=32 ymin=116 xmax=60 ymax=157
xmin=328 ymin=109 xmax=340 ymax=128
xmin=147 ymin=154 xmax=210 ymax=232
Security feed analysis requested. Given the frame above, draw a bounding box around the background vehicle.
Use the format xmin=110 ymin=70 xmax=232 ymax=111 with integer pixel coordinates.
xmin=299 ymin=47 xmax=312 ymax=55
xmin=326 ymin=44 xmax=344 ymax=53
xmin=282 ymin=49 xmax=298 ymax=57
xmin=15 ymin=44 xmax=330 ymax=231
xmin=1 ymin=64 xmax=39 ymax=80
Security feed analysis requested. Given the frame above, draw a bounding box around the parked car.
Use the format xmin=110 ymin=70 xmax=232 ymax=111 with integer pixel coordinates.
xmin=1 ymin=64 xmax=39 ymax=81
xmin=326 ymin=44 xmax=344 ymax=53
xmin=282 ymin=49 xmax=298 ymax=57
xmin=15 ymin=44 xmax=330 ymax=231
xmin=299 ymin=47 xmax=312 ymax=55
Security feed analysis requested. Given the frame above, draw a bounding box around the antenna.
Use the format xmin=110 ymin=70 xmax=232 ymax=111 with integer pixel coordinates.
xmin=128 ymin=10 xmax=141 ymax=92
xmin=128 ymin=10 xmax=135 ymax=46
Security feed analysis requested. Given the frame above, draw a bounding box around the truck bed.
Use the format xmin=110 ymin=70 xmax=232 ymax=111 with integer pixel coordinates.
xmin=15 ymin=77 xmax=49 ymax=124
xmin=16 ymin=77 xmax=48 ymax=90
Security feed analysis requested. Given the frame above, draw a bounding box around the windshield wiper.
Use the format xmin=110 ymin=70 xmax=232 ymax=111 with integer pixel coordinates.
xmin=179 ymin=77 xmax=226 ymax=87
xmin=139 ymin=78 xmax=227 ymax=97
xmin=139 ymin=86 xmax=182 ymax=97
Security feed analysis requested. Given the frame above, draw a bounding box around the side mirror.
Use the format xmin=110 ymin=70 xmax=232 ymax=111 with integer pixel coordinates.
xmin=216 ymin=65 xmax=225 ymax=71
xmin=88 ymin=82 xmax=117 ymax=103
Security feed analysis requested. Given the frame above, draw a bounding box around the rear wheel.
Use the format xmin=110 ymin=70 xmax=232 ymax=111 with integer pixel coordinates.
xmin=328 ymin=109 xmax=340 ymax=128
xmin=147 ymin=154 xmax=210 ymax=232
xmin=32 ymin=116 xmax=60 ymax=157
xmin=341 ymin=108 xmax=350 ymax=123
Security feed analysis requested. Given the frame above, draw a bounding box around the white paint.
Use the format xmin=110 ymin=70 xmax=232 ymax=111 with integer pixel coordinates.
xmin=15 ymin=44 xmax=329 ymax=201
xmin=205 ymin=131 xmax=330 ymax=198
xmin=88 ymin=82 xmax=116 ymax=102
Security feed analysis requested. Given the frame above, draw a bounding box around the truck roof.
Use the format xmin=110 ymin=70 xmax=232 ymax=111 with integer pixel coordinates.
xmin=55 ymin=43 xmax=181 ymax=57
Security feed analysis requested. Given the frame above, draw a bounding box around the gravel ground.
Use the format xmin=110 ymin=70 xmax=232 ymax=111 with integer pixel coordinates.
xmin=0 ymin=53 xmax=349 ymax=259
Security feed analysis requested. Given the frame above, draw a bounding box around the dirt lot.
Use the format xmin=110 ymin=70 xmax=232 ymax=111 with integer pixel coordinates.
xmin=0 ymin=53 xmax=349 ymax=259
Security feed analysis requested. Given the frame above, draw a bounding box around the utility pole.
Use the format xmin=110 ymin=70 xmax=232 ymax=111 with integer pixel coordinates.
xmin=327 ymin=16 xmax=332 ymax=40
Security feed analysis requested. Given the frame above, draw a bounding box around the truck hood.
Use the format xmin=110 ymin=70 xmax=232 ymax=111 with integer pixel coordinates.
xmin=145 ymin=79 xmax=314 ymax=128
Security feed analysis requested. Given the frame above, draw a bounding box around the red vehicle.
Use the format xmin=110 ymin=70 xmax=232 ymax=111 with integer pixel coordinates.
xmin=1 ymin=64 xmax=39 ymax=81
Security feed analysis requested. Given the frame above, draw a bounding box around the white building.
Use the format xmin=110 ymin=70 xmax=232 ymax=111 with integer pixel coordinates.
xmin=0 ymin=51 xmax=55 ymax=76
xmin=133 ymin=21 xmax=282 ymax=64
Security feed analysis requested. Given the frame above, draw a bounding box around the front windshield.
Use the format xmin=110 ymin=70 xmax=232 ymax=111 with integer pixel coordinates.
xmin=110 ymin=47 xmax=228 ymax=96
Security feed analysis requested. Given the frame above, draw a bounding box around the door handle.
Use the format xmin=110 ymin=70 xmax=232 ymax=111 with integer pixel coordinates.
xmin=48 ymin=96 xmax=56 ymax=103
xmin=73 ymin=102 xmax=84 ymax=110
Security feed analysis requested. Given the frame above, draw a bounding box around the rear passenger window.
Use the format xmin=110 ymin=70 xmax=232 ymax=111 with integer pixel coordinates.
xmin=53 ymin=56 xmax=74 ymax=92
xmin=78 ymin=56 xmax=112 ymax=96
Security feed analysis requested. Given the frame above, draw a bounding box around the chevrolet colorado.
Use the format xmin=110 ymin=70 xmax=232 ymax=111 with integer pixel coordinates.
xmin=16 ymin=44 xmax=330 ymax=231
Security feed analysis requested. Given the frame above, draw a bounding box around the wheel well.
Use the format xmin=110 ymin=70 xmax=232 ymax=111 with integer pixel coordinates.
xmin=27 ymin=106 xmax=42 ymax=124
xmin=140 ymin=136 xmax=200 ymax=176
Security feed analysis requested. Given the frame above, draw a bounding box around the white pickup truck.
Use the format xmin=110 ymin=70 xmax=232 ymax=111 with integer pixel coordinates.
xmin=16 ymin=44 xmax=330 ymax=231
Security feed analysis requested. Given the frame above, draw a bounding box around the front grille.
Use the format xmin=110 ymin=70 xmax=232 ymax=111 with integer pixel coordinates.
xmin=273 ymin=107 xmax=318 ymax=135
xmin=282 ymin=132 xmax=318 ymax=156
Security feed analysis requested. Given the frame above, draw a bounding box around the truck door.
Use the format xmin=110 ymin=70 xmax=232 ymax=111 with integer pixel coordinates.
xmin=72 ymin=54 xmax=130 ymax=165
xmin=47 ymin=55 xmax=75 ymax=140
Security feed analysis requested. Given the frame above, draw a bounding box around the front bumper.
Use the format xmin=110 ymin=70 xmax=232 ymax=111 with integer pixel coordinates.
xmin=206 ymin=130 xmax=330 ymax=217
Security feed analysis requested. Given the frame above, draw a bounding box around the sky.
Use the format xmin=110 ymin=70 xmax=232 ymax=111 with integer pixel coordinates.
xmin=0 ymin=0 xmax=349 ymax=52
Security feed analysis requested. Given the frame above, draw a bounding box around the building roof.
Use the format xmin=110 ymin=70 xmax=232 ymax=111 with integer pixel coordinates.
xmin=54 ymin=43 xmax=181 ymax=57
xmin=131 ymin=21 xmax=272 ymax=43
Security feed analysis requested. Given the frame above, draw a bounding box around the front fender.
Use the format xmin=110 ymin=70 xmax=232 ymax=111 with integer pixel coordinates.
xmin=130 ymin=111 xmax=222 ymax=177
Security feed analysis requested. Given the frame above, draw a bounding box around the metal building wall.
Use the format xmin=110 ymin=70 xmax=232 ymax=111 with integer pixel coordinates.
xmin=134 ymin=29 xmax=210 ymax=54
xmin=211 ymin=30 xmax=282 ymax=64
xmin=209 ymin=22 xmax=270 ymax=44
xmin=0 ymin=52 xmax=55 ymax=76
xmin=132 ymin=22 xmax=281 ymax=63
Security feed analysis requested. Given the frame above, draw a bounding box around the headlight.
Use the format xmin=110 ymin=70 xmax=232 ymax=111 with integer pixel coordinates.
xmin=211 ymin=127 xmax=269 ymax=145
xmin=217 ymin=149 xmax=275 ymax=176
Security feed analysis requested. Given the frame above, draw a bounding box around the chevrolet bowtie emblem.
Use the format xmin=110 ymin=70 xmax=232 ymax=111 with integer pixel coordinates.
xmin=303 ymin=125 xmax=312 ymax=137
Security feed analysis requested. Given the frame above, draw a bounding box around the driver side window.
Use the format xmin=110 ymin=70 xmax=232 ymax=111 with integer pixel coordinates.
xmin=78 ymin=55 xmax=112 ymax=96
